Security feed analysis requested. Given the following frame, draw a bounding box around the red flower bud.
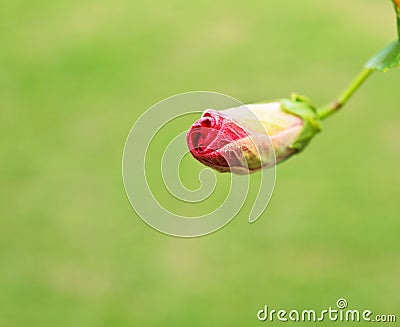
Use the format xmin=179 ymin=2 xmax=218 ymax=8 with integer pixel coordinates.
xmin=187 ymin=99 xmax=321 ymax=174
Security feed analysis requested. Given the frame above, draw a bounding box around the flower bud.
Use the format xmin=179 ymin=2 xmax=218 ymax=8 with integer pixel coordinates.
xmin=186 ymin=95 xmax=321 ymax=174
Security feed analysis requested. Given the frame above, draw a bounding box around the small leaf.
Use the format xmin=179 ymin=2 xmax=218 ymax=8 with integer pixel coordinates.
xmin=365 ymin=41 xmax=400 ymax=72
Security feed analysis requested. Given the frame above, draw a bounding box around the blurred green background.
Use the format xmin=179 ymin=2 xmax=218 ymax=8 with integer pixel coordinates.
xmin=1 ymin=0 xmax=399 ymax=326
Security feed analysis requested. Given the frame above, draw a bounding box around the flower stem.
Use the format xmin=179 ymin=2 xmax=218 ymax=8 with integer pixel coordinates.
xmin=394 ymin=0 xmax=400 ymax=39
xmin=317 ymin=67 xmax=374 ymax=120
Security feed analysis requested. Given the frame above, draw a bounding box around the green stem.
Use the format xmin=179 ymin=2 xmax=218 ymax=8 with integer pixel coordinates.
xmin=397 ymin=15 xmax=400 ymax=40
xmin=317 ymin=2 xmax=399 ymax=120
xmin=393 ymin=0 xmax=400 ymax=39
xmin=317 ymin=68 xmax=374 ymax=120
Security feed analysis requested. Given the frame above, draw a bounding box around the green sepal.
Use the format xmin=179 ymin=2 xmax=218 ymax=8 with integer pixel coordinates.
xmin=365 ymin=41 xmax=400 ymax=72
xmin=281 ymin=93 xmax=322 ymax=151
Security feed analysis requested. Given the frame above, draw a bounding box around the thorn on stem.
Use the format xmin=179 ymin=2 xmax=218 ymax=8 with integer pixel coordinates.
xmin=332 ymin=101 xmax=342 ymax=110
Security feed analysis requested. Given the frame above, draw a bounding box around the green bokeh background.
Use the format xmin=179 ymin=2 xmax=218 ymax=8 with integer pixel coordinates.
xmin=1 ymin=0 xmax=399 ymax=326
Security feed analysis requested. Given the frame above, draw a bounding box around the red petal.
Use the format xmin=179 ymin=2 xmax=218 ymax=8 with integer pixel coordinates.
xmin=186 ymin=110 xmax=249 ymax=169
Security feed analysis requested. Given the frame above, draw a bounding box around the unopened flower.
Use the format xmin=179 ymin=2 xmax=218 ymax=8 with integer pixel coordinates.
xmin=186 ymin=95 xmax=321 ymax=174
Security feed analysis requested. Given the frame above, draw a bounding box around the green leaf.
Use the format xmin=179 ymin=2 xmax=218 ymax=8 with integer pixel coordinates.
xmin=365 ymin=41 xmax=400 ymax=72
xmin=281 ymin=94 xmax=322 ymax=151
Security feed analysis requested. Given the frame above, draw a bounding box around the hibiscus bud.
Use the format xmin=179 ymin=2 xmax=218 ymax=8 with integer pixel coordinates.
xmin=186 ymin=94 xmax=321 ymax=174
